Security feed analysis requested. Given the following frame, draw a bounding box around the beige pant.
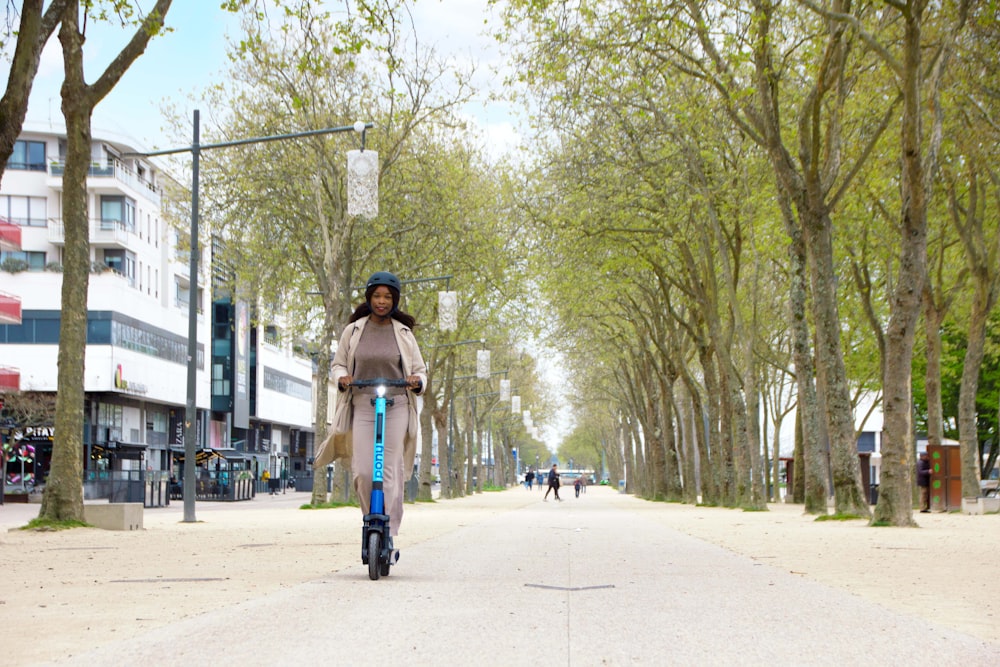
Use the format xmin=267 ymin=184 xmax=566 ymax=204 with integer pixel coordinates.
xmin=351 ymin=392 xmax=409 ymax=537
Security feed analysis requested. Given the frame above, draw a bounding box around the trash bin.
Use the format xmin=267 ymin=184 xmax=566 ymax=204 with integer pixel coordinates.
xmin=869 ymin=483 xmax=878 ymax=504
xmin=618 ymin=479 xmax=626 ymax=494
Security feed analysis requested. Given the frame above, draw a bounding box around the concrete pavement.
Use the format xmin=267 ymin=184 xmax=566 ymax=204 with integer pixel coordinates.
xmin=3 ymin=487 xmax=996 ymax=666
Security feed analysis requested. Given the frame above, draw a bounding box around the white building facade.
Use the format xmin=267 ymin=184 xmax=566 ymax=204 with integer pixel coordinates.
xmin=0 ymin=123 xmax=317 ymax=499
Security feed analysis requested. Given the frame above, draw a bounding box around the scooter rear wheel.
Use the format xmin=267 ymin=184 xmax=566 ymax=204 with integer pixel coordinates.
xmin=368 ymin=531 xmax=381 ymax=580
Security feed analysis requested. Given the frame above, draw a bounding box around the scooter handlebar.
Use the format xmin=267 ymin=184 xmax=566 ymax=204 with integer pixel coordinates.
xmin=348 ymin=378 xmax=414 ymax=389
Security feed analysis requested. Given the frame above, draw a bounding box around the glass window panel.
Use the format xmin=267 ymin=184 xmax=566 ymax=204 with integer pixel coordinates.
xmin=101 ymin=196 xmax=123 ymax=227
xmin=3 ymin=322 xmax=27 ymax=342
xmin=29 ymin=197 xmax=46 ymax=226
xmin=87 ymin=319 xmax=112 ymax=344
xmin=26 ymin=251 xmax=45 ymax=270
xmin=10 ymin=141 xmax=25 ymax=166
xmin=34 ymin=317 xmax=60 ymax=342
xmin=27 ymin=141 xmax=45 ymax=170
xmin=9 ymin=196 xmax=28 ymax=223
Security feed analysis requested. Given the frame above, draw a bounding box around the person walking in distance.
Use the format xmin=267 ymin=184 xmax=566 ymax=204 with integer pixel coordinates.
xmin=525 ymin=468 xmax=535 ymax=490
xmin=325 ymin=271 xmax=427 ymax=563
xmin=917 ymin=451 xmax=932 ymax=513
xmin=543 ymin=464 xmax=561 ymax=501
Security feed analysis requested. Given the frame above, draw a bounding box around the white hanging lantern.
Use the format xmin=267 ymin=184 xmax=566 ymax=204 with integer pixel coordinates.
xmin=499 ymin=379 xmax=510 ymax=402
xmin=511 ymin=395 xmax=520 ymax=415
xmin=347 ymin=149 xmax=379 ymax=219
xmin=438 ymin=291 xmax=457 ymax=331
xmin=523 ymin=410 xmax=532 ymax=428
xmin=476 ymin=349 xmax=491 ymax=379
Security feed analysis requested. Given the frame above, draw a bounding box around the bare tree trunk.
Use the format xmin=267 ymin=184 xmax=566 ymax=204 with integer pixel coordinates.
xmin=784 ymin=217 xmax=831 ymax=515
xmin=792 ymin=408 xmax=805 ymax=503
xmin=697 ymin=344 xmax=722 ymax=504
xmin=873 ymin=7 xmax=931 ymax=527
xmin=41 ymin=10 xmax=89 ymax=522
xmin=435 ymin=406 xmax=451 ymax=498
xmin=417 ymin=393 xmax=436 ymax=501
xmin=681 ymin=374 xmax=715 ymax=503
xmin=310 ymin=339 xmax=332 ymax=506
xmin=801 ymin=209 xmax=870 ymax=516
xmin=677 ymin=384 xmax=699 ymax=504
xmin=743 ymin=362 xmax=766 ymax=508
xmin=0 ymin=1 xmax=68 ymax=186
xmin=663 ymin=379 xmax=683 ymax=501
xmin=959 ymin=286 xmax=993 ymax=498
xmin=622 ymin=416 xmax=636 ymax=493
xmin=453 ymin=421 xmax=467 ymax=497
xmin=645 ymin=386 xmax=666 ymax=500
xmin=922 ymin=279 xmax=949 ymax=452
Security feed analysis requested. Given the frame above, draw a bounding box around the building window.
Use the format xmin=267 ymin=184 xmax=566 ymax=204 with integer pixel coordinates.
xmin=213 ymin=362 xmax=230 ymax=396
xmin=264 ymin=325 xmax=280 ymax=346
xmin=102 ymin=250 xmax=136 ymax=286
xmin=100 ymin=195 xmax=136 ymax=232
xmin=1 ymin=250 xmax=46 ymax=271
xmin=175 ymin=279 xmax=190 ymax=310
xmin=856 ymin=432 xmax=876 ymax=453
xmin=2 ymin=195 xmax=47 ymax=227
xmin=96 ymin=403 xmax=123 ymax=444
xmin=8 ymin=140 xmax=46 ymax=171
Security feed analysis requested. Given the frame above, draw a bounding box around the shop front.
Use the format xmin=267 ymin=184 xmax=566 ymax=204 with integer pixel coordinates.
xmin=174 ymin=448 xmax=254 ymax=501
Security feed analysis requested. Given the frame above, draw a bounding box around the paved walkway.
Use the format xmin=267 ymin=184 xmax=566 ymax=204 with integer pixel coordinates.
xmin=3 ymin=488 xmax=995 ymax=666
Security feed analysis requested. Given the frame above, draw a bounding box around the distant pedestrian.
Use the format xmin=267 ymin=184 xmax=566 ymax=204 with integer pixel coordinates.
xmin=543 ymin=464 xmax=561 ymax=501
xmin=574 ymin=477 xmax=581 ymax=498
xmin=525 ymin=469 xmax=535 ymax=490
xmin=917 ymin=451 xmax=932 ymax=513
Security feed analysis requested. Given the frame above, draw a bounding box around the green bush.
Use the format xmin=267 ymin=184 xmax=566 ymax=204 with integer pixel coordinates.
xmin=1 ymin=257 xmax=29 ymax=273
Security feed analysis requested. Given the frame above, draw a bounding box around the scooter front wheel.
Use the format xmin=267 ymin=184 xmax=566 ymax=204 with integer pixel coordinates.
xmin=368 ymin=531 xmax=382 ymax=580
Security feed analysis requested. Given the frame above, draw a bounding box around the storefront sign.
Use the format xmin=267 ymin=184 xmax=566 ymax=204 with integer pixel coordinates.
xmin=113 ymin=363 xmax=148 ymax=394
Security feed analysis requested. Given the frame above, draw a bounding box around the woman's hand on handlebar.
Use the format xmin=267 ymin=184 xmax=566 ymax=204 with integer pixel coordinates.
xmin=338 ymin=375 xmax=353 ymax=391
xmin=407 ymin=375 xmax=423 ymax=392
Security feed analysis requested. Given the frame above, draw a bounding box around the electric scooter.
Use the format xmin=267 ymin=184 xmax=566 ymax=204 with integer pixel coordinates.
xmin=350 ymin=377 xmax=412 ymax=580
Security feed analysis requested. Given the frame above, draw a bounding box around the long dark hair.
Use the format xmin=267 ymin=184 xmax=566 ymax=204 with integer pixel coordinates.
xmin=348 ymin=284 xmax=417 ymax=328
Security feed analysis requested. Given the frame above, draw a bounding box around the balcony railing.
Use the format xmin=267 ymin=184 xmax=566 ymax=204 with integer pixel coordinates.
xmin=49 ymin=160 xmax=161 ymax=203
xmin=48 ymin=218 xmax=134 ymax=247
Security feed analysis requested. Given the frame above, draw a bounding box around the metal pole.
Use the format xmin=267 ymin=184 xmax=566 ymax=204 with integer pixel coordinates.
xmin=182 ymin=110 xmax=201 ymax=523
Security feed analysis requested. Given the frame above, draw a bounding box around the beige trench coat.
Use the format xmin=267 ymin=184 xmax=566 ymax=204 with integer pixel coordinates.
xmin=312 ymin=316 xmax=427 ymax=475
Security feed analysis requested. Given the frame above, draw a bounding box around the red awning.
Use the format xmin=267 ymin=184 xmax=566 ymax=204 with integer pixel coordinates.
xmin=0 ymin=217 xmax=21 ymax=251
xmin=0 ymin=366 xmax=19 ymax=392
xmin=0 ymin=291 xmax=21 ymax=325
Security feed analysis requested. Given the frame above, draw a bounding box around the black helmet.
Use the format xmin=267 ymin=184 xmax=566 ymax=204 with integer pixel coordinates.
xmin=365 ymin=271 xmax=401 ymax=311
xmin=366 ymin=271 xmax=401 ymax=293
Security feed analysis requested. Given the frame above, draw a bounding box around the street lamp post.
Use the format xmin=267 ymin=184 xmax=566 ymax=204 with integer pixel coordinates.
xmin=131 ymin=111 xmax=373 ymax=522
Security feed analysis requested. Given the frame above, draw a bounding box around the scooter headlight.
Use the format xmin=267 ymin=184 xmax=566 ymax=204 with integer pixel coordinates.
xmin=376 ymin=385 xmax=386 ymax=398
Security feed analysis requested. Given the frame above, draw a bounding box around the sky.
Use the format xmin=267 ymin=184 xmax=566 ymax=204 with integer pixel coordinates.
xmin=16 ymin=0 xmax=522 ymax=156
